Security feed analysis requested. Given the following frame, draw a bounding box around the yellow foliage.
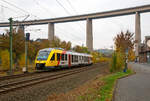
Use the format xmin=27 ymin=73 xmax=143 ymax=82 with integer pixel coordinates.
xmin=91 ymin=52 xmax=110 ymax=63
xmin=91 ymin=52 xmax=100 ymax=63
xmin=109 ymin=52 xmax=125 ymax=72
xmin=128 ymin=50 xmax=135 ymax=61
xmin=1 ymin=50 xmax=10 ymax=71
xmin=18 ymin=53 xmax=29 ymax=68
xmin=116 ymin=51 xmax=125 ymax=70
xmin=99 ymin=57 xmax=110 ymax=62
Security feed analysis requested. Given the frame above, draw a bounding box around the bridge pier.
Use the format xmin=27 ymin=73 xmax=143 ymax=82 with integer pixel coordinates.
xmin=135 ymin=12 xmax=141 ymax=58
xmin=86 ymin=18 xmax=93 ymax=52
xmin=48 ymin=23 xmax=54 ymax=42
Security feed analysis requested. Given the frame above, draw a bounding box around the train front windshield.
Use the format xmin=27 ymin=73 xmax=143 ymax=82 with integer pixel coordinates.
xmin=37 ymin=51 xmax=51 ymax=60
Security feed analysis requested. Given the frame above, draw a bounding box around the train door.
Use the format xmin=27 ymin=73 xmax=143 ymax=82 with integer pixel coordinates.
xmin=68 ymin=54 xmax=71 ymax=67
xmin=49 ymin=52 xmax=57 ymax=66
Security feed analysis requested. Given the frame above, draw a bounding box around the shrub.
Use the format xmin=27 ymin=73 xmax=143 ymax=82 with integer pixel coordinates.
xmin=18 ymin=53 xmax=29 ymax=69
xmin=116 ymin=51 xmax=125 ymax=71
xmin=99 ymin=57 xmax=110 ymax=62
xmin=18 ymin=53 xmax=25 ymax=68
xmin=109 ymin=52 xmax=125 ymax=72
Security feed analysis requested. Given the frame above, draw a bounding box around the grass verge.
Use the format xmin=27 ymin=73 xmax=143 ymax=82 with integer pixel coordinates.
xmin=78 ymin=69 xmax=133 ymax=101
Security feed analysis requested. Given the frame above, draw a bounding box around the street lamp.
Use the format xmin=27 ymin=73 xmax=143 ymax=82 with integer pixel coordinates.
xmin=23 ymin=33 xmax=30 ymax=73
xmin=123 ymin=48 xmax=128 ymax=72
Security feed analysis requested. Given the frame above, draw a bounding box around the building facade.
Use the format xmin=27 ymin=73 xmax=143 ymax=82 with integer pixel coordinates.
xmin=139 ymin=36 xmax=150 ymax=63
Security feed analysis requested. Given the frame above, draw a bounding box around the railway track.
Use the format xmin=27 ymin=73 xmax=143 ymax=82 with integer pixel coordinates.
xmin=0 ymin=65 xmax=99 ymax=95
xmin=0 ymin=72 xmax=38 ymax=81
xmin=0 ymin=67 xmax=83 ymax=81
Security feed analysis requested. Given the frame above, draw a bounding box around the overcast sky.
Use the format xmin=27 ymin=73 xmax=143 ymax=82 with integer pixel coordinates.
xmin=0 ymin=0 xmax=150 ymax=49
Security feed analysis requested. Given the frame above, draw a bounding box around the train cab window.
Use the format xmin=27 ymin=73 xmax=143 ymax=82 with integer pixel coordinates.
xmin=65 ymin=54 xmax=67 ymax=60
xmin=50 ymin=53 xmax=55 ymax=61
xmin=62 ymin=54 xmax=64 ymax=61
xmin=57 ymin=53 xmax=60 ymax=61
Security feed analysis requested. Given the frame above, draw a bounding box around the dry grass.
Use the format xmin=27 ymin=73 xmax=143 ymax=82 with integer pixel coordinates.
xmin=47 ymin=75 xmax=105 ymax=101
xmin=47 ymin=67 xmax=133 ymax=101
xmin=0 ymin=65 xmax=35 ymax=76
xmin=47 ymin=67 xmax=110 ymax=101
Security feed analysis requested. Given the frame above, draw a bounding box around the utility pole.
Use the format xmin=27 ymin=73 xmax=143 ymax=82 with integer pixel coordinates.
xmin=24 ymin=33 xmax=30 ymax=73
xmin=8 ymin=18 xmax=13 ymax=75
xmin=123 ymin=48 xmax=128 ymax=73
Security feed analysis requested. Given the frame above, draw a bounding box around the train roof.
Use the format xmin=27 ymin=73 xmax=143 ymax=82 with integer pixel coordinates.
xmin=39 ymin=48 xmax=64 ymax=52
xmin=39 ymin=48 xmax=92 ymax=57
xmin=66 ymin=51 xmax=92 ymax=57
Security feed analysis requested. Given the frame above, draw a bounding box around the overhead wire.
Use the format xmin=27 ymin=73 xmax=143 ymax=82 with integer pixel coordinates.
xmin=33 ymin=0 xmax=56 ymax=18
xmin=55 ymin=25 xmax=83 ymax=40
xmin=55 ymin=0 xmax=72 ymax=15
xmin=0 ymin=0 xmax=28 ymax=13
xmin=65 ymin=0 xmax=85 ymax=31
xmin=0 ymin=0 xmax=39 ymax=19
xmin=32 ymin=0 xmax=84 ymax=43
xmin=55 ymin=0 xmax=85 ymax=41
xmin=0 ymin=5 xmax=5 ymax=21
xmin=0 ymin=0 xmax=85 ymax=45
xmin=57 ymin=0 xmax=85 ymax=36
xmin=0 ymin=4 xmax=32 ymax=22
xmin=55 ymin=28 xmax=83 ymax=45
xmin=0 ymin=5 xmax=26 ymax=15
xmin=65 ymin=0 xmax=78 ymax=14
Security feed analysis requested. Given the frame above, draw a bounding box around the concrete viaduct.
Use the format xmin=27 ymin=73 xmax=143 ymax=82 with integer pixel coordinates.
xmin=0 ymin=4 xmax=150 ymax=56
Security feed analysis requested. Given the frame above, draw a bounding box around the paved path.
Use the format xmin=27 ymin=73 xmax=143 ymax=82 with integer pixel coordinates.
xmin=114 ymin=63 xmax=150 ymax=101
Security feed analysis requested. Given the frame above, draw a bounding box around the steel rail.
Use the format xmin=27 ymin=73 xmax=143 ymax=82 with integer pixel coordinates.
xmin=0 ymin=64 xmax=102 ymax=94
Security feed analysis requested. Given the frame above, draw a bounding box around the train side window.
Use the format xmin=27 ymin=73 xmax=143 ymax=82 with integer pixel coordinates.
xmin=65 ymin=54 xmax=67 ymax=60
xmin=74 ymin=55 xmax=76 ymax=62
xmin=79 ymin=56 xmax=81 ymax=60
xmin=62 ymin=54 xmax=64 ymax=61
xmin=72 ymin=55 xmax=73 ymax=62
xmin=50 ymin=53 xmax=55 ymax=61
xmin=77 ymin=56 xmax=78 ymax=62
xmin=57 ymin=53 xmax=60 ymax=61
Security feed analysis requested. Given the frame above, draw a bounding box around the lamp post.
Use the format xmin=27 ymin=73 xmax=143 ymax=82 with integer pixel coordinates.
xmin=123 ymin=48 xmax=128 ymax=72
xmin=24 ymin=33 xmax=30 ymax=73
xmin=8 ymin=18 xmax=13 ymax=75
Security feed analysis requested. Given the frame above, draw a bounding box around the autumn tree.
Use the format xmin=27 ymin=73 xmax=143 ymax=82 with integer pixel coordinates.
xmin=60 ymin=41 xmax=67 ymax=49
xmin=65 ymin=41 xmax=71 ymax=50
xmin=114 ymin=30 xmax=135 ymax=61
xmin=73 ymin=45 xmax=89 ymax=53
xmin=0 ymin=28 xmax=25 ymax=62
xmin=49 ymin=36 xmax=61 ymax=48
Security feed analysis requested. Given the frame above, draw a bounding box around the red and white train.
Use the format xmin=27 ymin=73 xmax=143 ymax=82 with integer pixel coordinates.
xmin=35 ymin=48 xmax=93 ymax=70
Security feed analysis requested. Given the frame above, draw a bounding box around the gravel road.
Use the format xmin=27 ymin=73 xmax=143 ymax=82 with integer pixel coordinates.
xmin=114 ymin=62 xmax=150 ymax=101
xmin=0 ymin=63 xmax=108 ymax=101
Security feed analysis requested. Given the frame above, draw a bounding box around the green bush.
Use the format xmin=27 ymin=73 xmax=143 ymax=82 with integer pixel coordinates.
xmin=110 ymin=52 xmax=125 ymax=72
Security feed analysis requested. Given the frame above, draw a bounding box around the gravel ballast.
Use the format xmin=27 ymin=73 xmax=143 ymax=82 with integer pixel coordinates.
xmin=0 ymin=63 xmax=108 ymax=101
